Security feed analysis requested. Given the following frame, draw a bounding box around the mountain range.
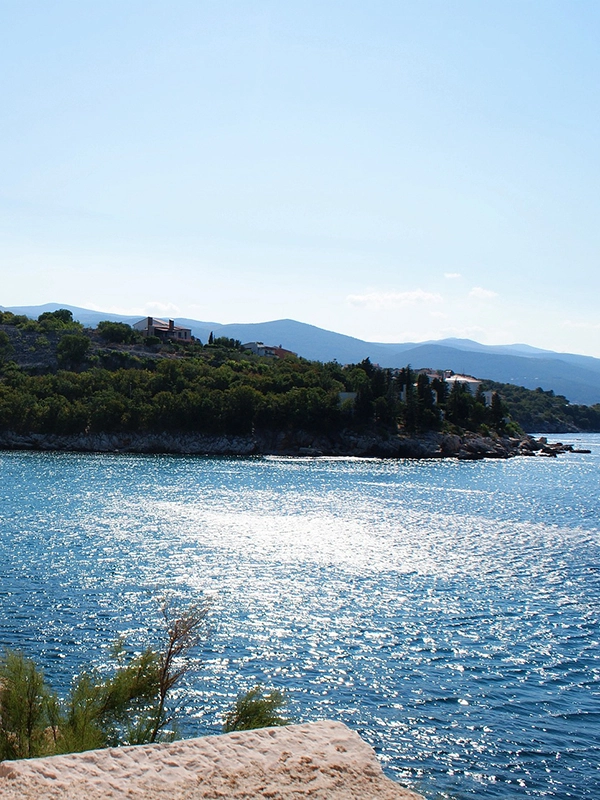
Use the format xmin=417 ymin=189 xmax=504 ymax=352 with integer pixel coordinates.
xmin=3 ymin=303 xmax=600 ymax=405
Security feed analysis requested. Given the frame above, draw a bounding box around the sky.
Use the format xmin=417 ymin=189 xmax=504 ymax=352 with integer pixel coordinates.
xmin=1 ymin=0 xmax=600 ymax=356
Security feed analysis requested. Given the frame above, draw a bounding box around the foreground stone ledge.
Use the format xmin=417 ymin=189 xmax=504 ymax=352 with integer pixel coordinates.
xmin=0 ymin=720 xmax=422 ymax=800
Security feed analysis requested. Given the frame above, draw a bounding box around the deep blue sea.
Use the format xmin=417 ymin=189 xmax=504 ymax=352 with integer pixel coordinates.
xmin=0 ymin=434 xmax=598 ymax=799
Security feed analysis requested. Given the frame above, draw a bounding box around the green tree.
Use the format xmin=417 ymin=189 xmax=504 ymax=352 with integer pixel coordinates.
xmin=147 ymin=602 xmax=210 ymax=743
xmin=415 ymin=373 xmax=440 ymax=430
xmin=39 ymin=308 xmax=73 ymax=325
xmin=59 ymin=647 xmax=160 ymax=752
xmin=0 ymin=650 xmax=51 ymax=759
xmin=37 ymin=309 xmax=82 ymax=333
xmin=398 ymin=365 xmax=418 ymax=432
xmin=490 ymin=391 xmax=506 ymax=431
xmin=431 ymin=377 xmax=448 ymax=406
xmin=347 ymin=364 xmax=374 ymax=424
xmin=97 ymin=321 xmax=138 ymax=344
xmin=445 ymin=381 xmax=473 ymax=429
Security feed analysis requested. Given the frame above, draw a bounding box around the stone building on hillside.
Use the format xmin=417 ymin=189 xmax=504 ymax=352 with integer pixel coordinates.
xmin=133 ymin=317 xmax=192 ymax=342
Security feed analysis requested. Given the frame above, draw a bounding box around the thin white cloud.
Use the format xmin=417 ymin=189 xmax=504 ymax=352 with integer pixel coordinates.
xmin=444 ymin=272 xmax=462 ymax=279
xmin=347 ymin=290 xmax=443 ymax=309
xmin=561 ymin=319 xmax=600 ymax=330
xmin=469 ymin=287 xmax=498 ymax=300
xmin=145 ymin=301 xmax=181 ymax=315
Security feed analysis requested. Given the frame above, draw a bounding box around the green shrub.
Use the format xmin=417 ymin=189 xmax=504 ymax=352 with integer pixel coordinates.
xmin=34 ymin=335 xmax=50 ymax=350
xmin=97 ymin=321 xmax=139 ymax=344
xmin=57 ymin=334 xmax=90 ymax=367
xmin=223 ymin=686 xmax=289 ymax=732
xmin=38 ymin=309 xmax=73 ymax=326
xmin=0 ymin=330 xmax=13 ymax=360
xmin=0 ymin=649 xmax=52 ymax=759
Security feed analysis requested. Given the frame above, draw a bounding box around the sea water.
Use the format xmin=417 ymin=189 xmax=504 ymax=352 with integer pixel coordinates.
xmin=0 ymin=434 xmax=598 ymax=799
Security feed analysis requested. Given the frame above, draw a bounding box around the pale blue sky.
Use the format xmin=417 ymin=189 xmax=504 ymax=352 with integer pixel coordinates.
xmin=1 ymin=1 xmax=599 ymax=355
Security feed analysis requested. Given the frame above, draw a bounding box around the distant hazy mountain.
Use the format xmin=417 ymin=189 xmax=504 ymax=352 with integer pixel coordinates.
xmin=3 ymin=303 xmax=600 ymax=404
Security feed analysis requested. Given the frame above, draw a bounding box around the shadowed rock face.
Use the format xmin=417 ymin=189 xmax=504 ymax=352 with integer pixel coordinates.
xmin=0 ymin=720 xmax=423 ymax=800
xmin=0 ymin=429 xmax=577 ymax=460
xmin=0 ymin=325 xmax=63 ymax=370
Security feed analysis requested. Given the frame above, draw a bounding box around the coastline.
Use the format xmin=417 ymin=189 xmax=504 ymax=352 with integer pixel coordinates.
xmin=0 ymin=429 xmax=578 ymax=459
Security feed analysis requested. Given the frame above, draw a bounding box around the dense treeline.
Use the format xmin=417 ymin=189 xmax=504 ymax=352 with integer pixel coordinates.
xmin=0 ymin=307 xmax=82 ymax=333
xmin=0 ymin=357 xmax=346 ymax=436
xmin=0 ymin=312 xmax=515 ymax=436
xmin=4 ymin=309 xmax=594 ymax=437
xmin=482 ymin=380 xmax=600 ymax=432
xmin=0 ymin=356 xmax=513 ymax=441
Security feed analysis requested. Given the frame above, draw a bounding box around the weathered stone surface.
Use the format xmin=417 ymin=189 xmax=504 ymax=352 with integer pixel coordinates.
xmin=0 ymin=720 xmax=424 ymax=800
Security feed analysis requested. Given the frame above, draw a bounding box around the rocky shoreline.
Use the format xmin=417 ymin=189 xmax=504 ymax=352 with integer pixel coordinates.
xmin=0 ymin=429 xmax=584 ymax=459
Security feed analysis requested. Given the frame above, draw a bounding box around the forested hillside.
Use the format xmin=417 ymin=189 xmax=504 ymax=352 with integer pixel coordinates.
xmin=1 ymin=310 xmax=598 ymax=438
xmin=6 ymin=303 xmax=600 ymax=405
xmin=0 ymin=310 xmax=515 ymax=438
xmin=481 ymin=380 xmax=600 ymax=433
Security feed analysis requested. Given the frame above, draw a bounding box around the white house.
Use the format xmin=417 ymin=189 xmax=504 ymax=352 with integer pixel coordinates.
xmin=444 ymin=374 xmax=482 ymax=395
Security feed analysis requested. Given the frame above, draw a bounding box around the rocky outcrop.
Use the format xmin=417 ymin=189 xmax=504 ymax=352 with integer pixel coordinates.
xmin=0 ymin=429 xmax=582 ymax=459
xmin=0 ymin=720 xmax=423 ymax=800
xmin=514 ymin=435 xmax=585 ymax=457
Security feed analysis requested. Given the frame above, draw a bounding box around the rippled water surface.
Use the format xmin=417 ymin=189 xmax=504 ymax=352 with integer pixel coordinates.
xmin=1 ymin=434 xmax=599 ymax=798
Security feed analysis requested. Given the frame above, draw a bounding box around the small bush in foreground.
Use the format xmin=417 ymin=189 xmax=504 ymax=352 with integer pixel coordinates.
xmin=0 ymin=649 xmax=50 ymax=759
xmin=223 ymin=686 xmax=289 ymax=732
